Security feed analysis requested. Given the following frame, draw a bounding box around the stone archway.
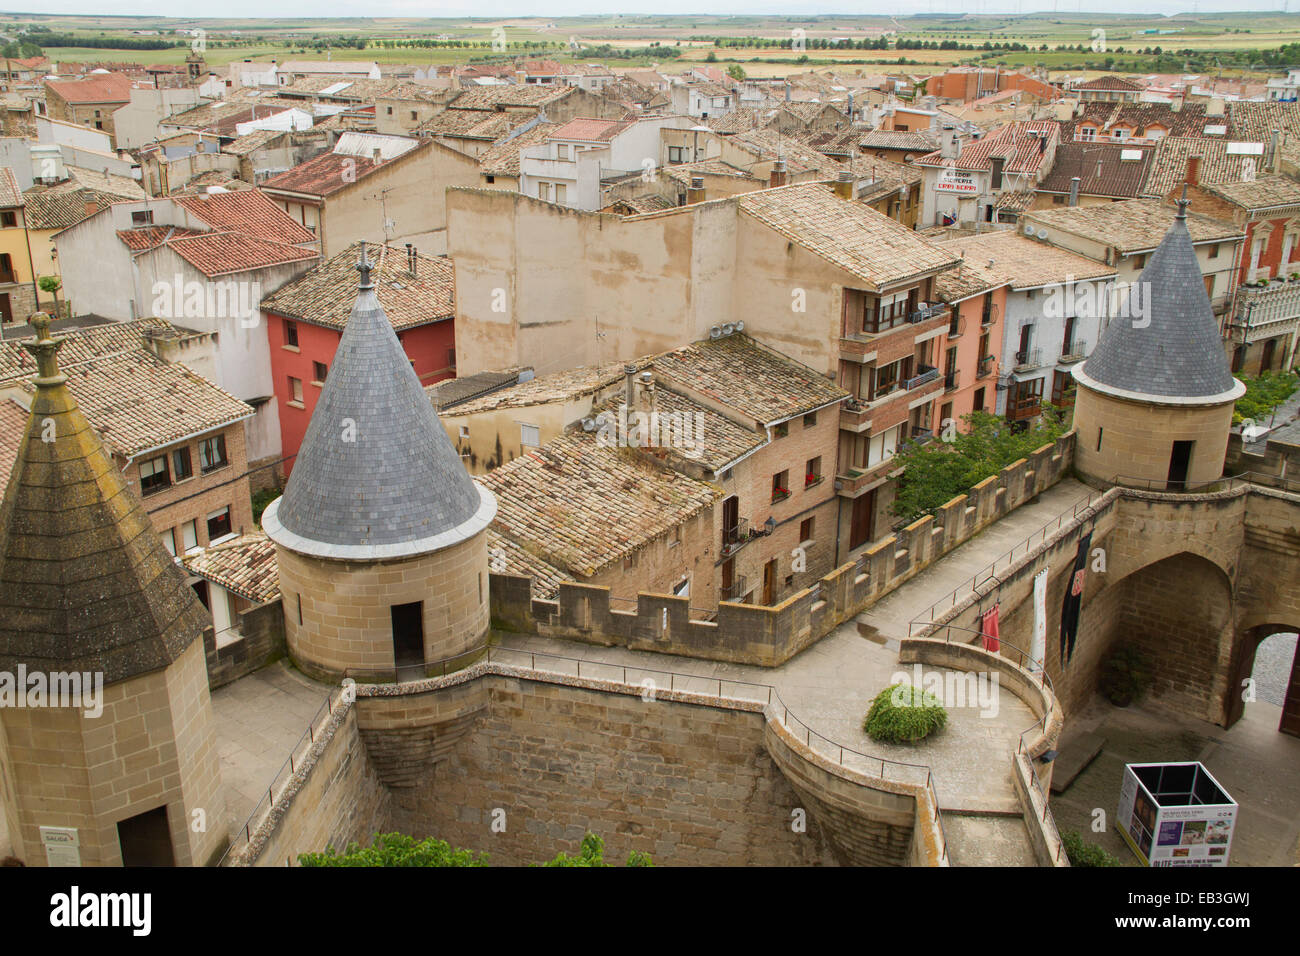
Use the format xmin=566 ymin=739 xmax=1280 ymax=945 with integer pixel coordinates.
xmin=1224 ymin=623 xmax=1300 ymax=736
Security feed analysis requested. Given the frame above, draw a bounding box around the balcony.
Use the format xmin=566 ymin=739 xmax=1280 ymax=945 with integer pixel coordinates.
xmin=721 ymin=516 xmax=751 ymax=557
xmin=908 ymin=303 xmax=949 ymax=324
xmin=1006 ymin=393 xmax=1042 ymax=422
xmin=840 ymin=399 xmax=871 ymax=432
xmin=1013 ymin=347 xmax=1043 ymax=372
xmin=721 ymin=575 xmax=749 ymax=603
xmin=981 ymin=303 xmax=999 ymax=327
xmin=1228 ymin=281 xmax=1300 ymax=340
xmin=1058 ymin=340 xmax=1087 ymax=364
xmin=944 ymin=369 xmax=959 ymax=391
xmin=978 ymin=355 xmax=996 ymax=378
xmin=905 ymin=365 xmax=940 ymax=390
xmin=835 ymin=459 xmax=896 ymax=496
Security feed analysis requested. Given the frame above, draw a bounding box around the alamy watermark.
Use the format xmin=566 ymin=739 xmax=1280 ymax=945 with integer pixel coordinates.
xmin=888 ymin=663 xmax=1000 ymax=718
xmin=151 ymin=274 xmax=262 ymax=327
xmin=593 ymin=404 xmax=707 ymax=459
xmin=0 ymin=666 xmax=104 ymax=718
xmin=1043 ymin=277 xmax=1152 ymax=328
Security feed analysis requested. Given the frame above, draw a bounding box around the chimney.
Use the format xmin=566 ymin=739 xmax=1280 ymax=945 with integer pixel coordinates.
xmin=1171 ymin=94 xmax=1183 ymax=113
xmin=624 ymin=364 xmax=636 ymax=412
xmin=1068 ymin=176 xmax=1080 ymax=207
xmin=833 ymin=170 xmax=854 ymax=200
xmin=372 ymin=147 xmax=382 ymax=164
xmin=990 ymin=155 xmax=1005 ymax=190
xmin=1185 ymin=154 xmax=1202 ymax=187
xmin=785 ymin=81 xmax=791 ymax=103
xmin=687 ymin=176 xmax=706 ymax=203
xmin=636 ymin=370 xmax=657 ymax=416
xmin=940 ymin=126 xmax=961 ymax=159
xmin=1206 ymin=96 xmax=1225 ymax=117
xmin=769 ymin=158 xmax=788 ymax=188
xmin=1272 ymin=129 xmax=1282 ymax=174
xmin=83 ymin=199 xmax=98 ymax=218
xmin=405 ymin=242 xmax=416 ymax=277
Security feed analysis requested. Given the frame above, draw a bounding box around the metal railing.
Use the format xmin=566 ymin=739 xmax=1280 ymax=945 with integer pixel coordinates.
xmin=907 ymin=623 xmax=1064 ymax=864
xmin=978 ymin=355 xmax=996 ymax=378
xmin=908 ymin=303 xmax=948 ymax=324
xmin=721 ymin=517 xmax=750 ymax=556
xmin=944 ymin=369 xmax=959 ymax=391
xmin=905 ymin=365 xmax=940 ymax=390
xmin=1058 ymin=340 xmax=1087 ymax=364
xmin=721 ymin=575 xmax=749 ymax=602
xmin=1014 ymin=347 xmax=1042 ymax=369
xmin=912 ymin=487 xmax=1109 ymax=625
xmin=1111 ymin=471 xmax=1300 ymax=496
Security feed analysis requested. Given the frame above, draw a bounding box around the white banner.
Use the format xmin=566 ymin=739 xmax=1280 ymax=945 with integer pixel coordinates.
xmin=1031 ymin=568 xmax=1047 ymax=675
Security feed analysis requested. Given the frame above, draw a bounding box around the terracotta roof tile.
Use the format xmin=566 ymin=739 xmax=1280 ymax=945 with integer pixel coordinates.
xmin=0 ymin=397 xmax=27 ymax=491
xmin=915 ymin=120 xmax=1060 ymax=175
xmin=174 ymin=189 xmax=316 ymax=245
xmin=260 ymin=241 xmax=452 ymax=331
xmin=164 ymin=231 xmax=319 ymax=278
xmin=486 ymin=528 xmax=573 ymax=600
xmin=44 ymin=72 xmax=133 ymax=104
xmin=550 ymin=117 xmax=633 ymax=142
xmin=736 ymin=183 xmax=959 ymax=290
xmin=481 ymin=430 xmax=720 ymax=577
xmin=478 ymin=122 xmax=559 ymax=177
xmin=182 ymin=532 xmax=280 ymax=604
xmin=0 ymin=167 xmax=24 ymax=208
xmin=1143 ymin=136 xmax=1263 ymax=196
xmin=1025 ymin=197 xmax=1243 ymax=255
xmin=935 ymin=232 xmax=1116 ymax=290
xmin=1205 ymin=175 xmax=1300 ymax=210
xmin=1037 ymin=141 xmax=1154 ymax=199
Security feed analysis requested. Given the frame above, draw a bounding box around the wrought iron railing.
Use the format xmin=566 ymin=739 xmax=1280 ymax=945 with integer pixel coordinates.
xmin=905 ymin=365 xmax=940 ymax=389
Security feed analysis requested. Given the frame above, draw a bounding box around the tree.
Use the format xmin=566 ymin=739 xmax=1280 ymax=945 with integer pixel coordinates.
xmin=37 ymin=275 xmax=61 ymax=318
xmin=541 ymin=832 xmax=653 ymax=867
xmin=727 ymin=63 xmax=746 ymax=81
xmin=889 ymin=407 xmax=1070 ymax=524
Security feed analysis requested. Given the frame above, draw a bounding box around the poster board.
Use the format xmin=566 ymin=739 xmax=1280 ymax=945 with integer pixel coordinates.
xmin=1116 ymin=762 xmax=1237 ymax=867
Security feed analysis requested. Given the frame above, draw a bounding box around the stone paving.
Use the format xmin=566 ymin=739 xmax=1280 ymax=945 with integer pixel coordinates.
xmin=856 ymin=478 xmax=1092 ymax=643
xmin=210 ymin=661 xmax=334 ymax=843
xmin=1051 ymin=695 xmax=1300 ymax=867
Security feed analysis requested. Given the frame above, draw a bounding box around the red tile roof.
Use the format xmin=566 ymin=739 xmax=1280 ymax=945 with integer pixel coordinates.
xmin=44 ymin=72 xmax=134 ymax=105
xmin=116 ymin=225 xmax=206 ymax=251
xmin=164 ymin=232 xmax=319 ymax=277
xmin=916 ymin=120 xmax=1059 ymax=175
xmin=260 ymin=142 xmax=427 ymax=197
xmin=174 ymin=189 xmax=316 ymax=245
xmin=550 ymin=117 xmax=632 ymax=142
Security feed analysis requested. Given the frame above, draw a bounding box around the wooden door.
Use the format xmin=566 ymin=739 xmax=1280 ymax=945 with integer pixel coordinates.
xmin=850 ymin=489 xmax=876 ymax=550
xmin=761 ymin=558 xmax=776 ymax=606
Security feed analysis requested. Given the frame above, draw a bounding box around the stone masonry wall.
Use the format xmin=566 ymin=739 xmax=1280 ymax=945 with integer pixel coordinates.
xmin=202 ymin=599 xmax=287 ymax=691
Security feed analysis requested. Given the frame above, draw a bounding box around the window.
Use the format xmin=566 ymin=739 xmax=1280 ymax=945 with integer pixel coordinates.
xmin=867 ymin=426 xmax=901 ymax=467
xmin=386 ymin=106 xmax=393 ymax=115
xmin=181 ymin=519 xmax=199 ymax=553
xmin=799 ymin=517 xmax=814 ymax=543
xmin=555 ymin=183 xmax=567 ymax=204
xmin=162 ymin=527 xmax=177 ymax=556
xmin=410 ymin=110 xmax=417 ymax=121
xmin=199 ymin=434 xmax=228 ymax=473
xmin=131 ymin=210 xmax=154 ymax=226
xmin=556 ymin=143 xmax=569 ymax=160
xmin=312 ymin=361 xmax=328 ymax=384
xmin=520 ymin=423 xmax=540 ymax=447
xmin=1096 ymin=427 xmax=1104 ymax=451
xmin=171 ymin=446 xmax=192 ymax=482
xmin=805 ymin=456 xmax=822 ymax=487
xmin=485 ymin=175 xmax=495 ymax=184
xmin=803 ymin=411 xmax=817 ymax=428
xmin=284 ymin=319 xmax=299 ymax=348
xmin=623 ymin=551 xmax=638 ymax=571
xmin=668 ymin=145 xmax=685 ymax=164
xmin=973 ymin=387 xmax=986 ymax=413
xmin=1207 ymin=243 xmax=1219 ymax=259
xmin=206 ymin=507 xmax=233 ymax=542
xmin=1131 ymin=253 xmax=1146 ymax=269
xmin=139 ymin=455 xmax=170 ymax=495
xmin=288 ymin=376 xmax=303 ymax=404
xmin=772 ymin=470 xmax=790 ymax=503
xmin=0 ymin=211 xmax=14 ymax=228
xmin=774 ymin=421 xmax=789 ymax=438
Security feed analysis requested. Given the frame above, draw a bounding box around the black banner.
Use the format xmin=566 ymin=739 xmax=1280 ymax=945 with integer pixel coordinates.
xmin=1060 ymin=530 xmax=1092 ymax=666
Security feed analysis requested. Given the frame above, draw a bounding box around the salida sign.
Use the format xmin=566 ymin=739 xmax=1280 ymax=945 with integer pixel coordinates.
xmin=935 ymin=168 xmax=978 ymax=195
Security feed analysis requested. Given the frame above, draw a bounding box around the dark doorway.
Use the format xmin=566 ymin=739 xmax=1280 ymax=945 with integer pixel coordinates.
xmin=1283 ymin=640 xmax=1300 ymax=738
xmin=0 ymin=293 xmax=11 ymax=324
xmin=1261 ymin=337 xmax=1277 ymax=373
xmin=117 ymin=805 xmax=175 ymax=866
xmin=1167 ymin=440 xmax=1193 ymax=490
xmin=191 ymin=579 xmax=209 ymax=610
xmin=391 ymin=601 xmax=424 ymax=676
xmin=850 ymin=489 xmax=876 ymax=550
xmin=721 ymin=557 xmax=734 ymax=601
xmin=721 ymin=495 xmax=739 ymax=551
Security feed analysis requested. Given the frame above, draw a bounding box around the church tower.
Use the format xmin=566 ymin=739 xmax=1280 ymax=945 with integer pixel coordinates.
xmin=1072 ymin=198 xmax=1246 ymax=489
xmin=0 ymin=314 xmax=226 ymax=866
xmin=262 ymin=247 xmax=496 ymax=681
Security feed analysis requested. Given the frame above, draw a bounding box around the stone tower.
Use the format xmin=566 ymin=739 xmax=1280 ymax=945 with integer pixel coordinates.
xmin=0 ymin=314 xmax=226 ymax=867
xmin=1072 ymin=198 xmax=1246 ymax=489
xmin=262 ymin=248 xmax=496 ymax=681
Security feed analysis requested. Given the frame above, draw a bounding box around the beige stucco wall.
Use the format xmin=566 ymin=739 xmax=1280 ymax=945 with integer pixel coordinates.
xmin=1073 ymin=383 xmax=1237 ymax=486
xmin=0 ymin=639 xmax=226 ymax=866
xmin=275 ymin=530 xmax=491 ymax=680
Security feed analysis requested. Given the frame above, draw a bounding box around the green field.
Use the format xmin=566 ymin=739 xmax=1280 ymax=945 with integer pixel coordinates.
xmin=5 ymin=12 xmax=1300 ymax=75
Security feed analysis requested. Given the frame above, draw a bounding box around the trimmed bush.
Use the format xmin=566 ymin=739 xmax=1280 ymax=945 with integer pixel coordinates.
xmin=863 ymin=683 xmax=948 ymax=743
xmin=1062 ymin=830 xmax=1122 ymax=867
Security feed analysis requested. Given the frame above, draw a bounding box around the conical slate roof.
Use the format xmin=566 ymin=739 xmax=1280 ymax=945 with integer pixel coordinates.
xmin=0 ymin=315 xmax=208 ymax=686
xmin=265 ymin=249 xmax=492 ymax=559
xmin=1076 ymin=200 xmax=1241 ymax=402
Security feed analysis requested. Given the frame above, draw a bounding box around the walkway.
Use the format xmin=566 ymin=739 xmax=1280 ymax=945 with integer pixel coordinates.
xmin=856 ymin=477 xmax=1091 ymax=642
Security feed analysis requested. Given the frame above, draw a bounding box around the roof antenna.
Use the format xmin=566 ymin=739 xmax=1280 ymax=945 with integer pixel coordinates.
xmin=1176 ymin=183 xmax=1189 ymax=220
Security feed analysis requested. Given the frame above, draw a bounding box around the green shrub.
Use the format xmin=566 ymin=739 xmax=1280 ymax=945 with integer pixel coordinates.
xmin=1101 ymin=645 xmax=1152 ymax=707
xmin=1233 ymin=370 xmax=1299 ymax=426
xmin=1062 ymin=830 xmax=1122 ymax=867
xmin=298 ymin=832 xmax=488 ymax=867
xmin=251 ymin=486 xmax=282 ymax=526
xmin=540 ymin=832 xmax=654 ymax=867
xmin=863 ymin=683 xmax=948 ymax=743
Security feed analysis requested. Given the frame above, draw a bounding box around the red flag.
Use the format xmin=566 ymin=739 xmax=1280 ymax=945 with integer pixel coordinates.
xmin=980 ymin=603 xmax=1000 ymax=652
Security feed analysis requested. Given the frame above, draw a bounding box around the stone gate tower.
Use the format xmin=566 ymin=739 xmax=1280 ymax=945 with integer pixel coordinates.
xmin=1072 ymin=198 xmax=1246 ymax=489
xmin=262 ymin=248 xmax=496 ymax=681
xmin=0 ymin=315 xmax=226 ymax=866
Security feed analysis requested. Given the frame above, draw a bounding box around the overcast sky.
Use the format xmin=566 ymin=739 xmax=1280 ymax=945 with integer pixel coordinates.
xmin=17 ymin=3 xmax=1298 ymax=19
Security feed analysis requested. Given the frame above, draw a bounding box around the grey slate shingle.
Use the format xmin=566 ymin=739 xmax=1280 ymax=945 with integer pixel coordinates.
xmin=275 ymin=273 xmax=481 ymax=548
xmin=1080 ymin=209 xmax=1238 ymax=400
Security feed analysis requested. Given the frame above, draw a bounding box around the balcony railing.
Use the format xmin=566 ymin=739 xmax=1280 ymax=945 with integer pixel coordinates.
xmin=721 ymin=575 xmax=749 ymax=603
xmin=978 ymin=355 xmax=996 ymax=378
xmin=1058 ymin=340 xmax=1087 ymax=364
xmin=981 ymin=303 xmax=999 ymax=327
xmin=721 ymin=516 xmax=750 ymax=557
xmin=1006 ymin=394 xmax=1042 ymax=422
xmin=1228 ymin=281 xmax=1300 ymax=338
xmin=1013 ymin=347 xmax=1042 ymax=371
xmin=905 ymin=365 xmax=940 ymax=390
xmin=944 ymin=369 xmax=959 ymax=391
xmin=908 ymin=303 xmax=948 ymax=324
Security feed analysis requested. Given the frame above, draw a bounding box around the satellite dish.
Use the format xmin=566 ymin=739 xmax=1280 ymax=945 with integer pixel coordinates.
xmin=1036 ymin=228 xmax=1048 ymax=239
xmin=1023 ymin=224 xmax=1035 ymax=236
